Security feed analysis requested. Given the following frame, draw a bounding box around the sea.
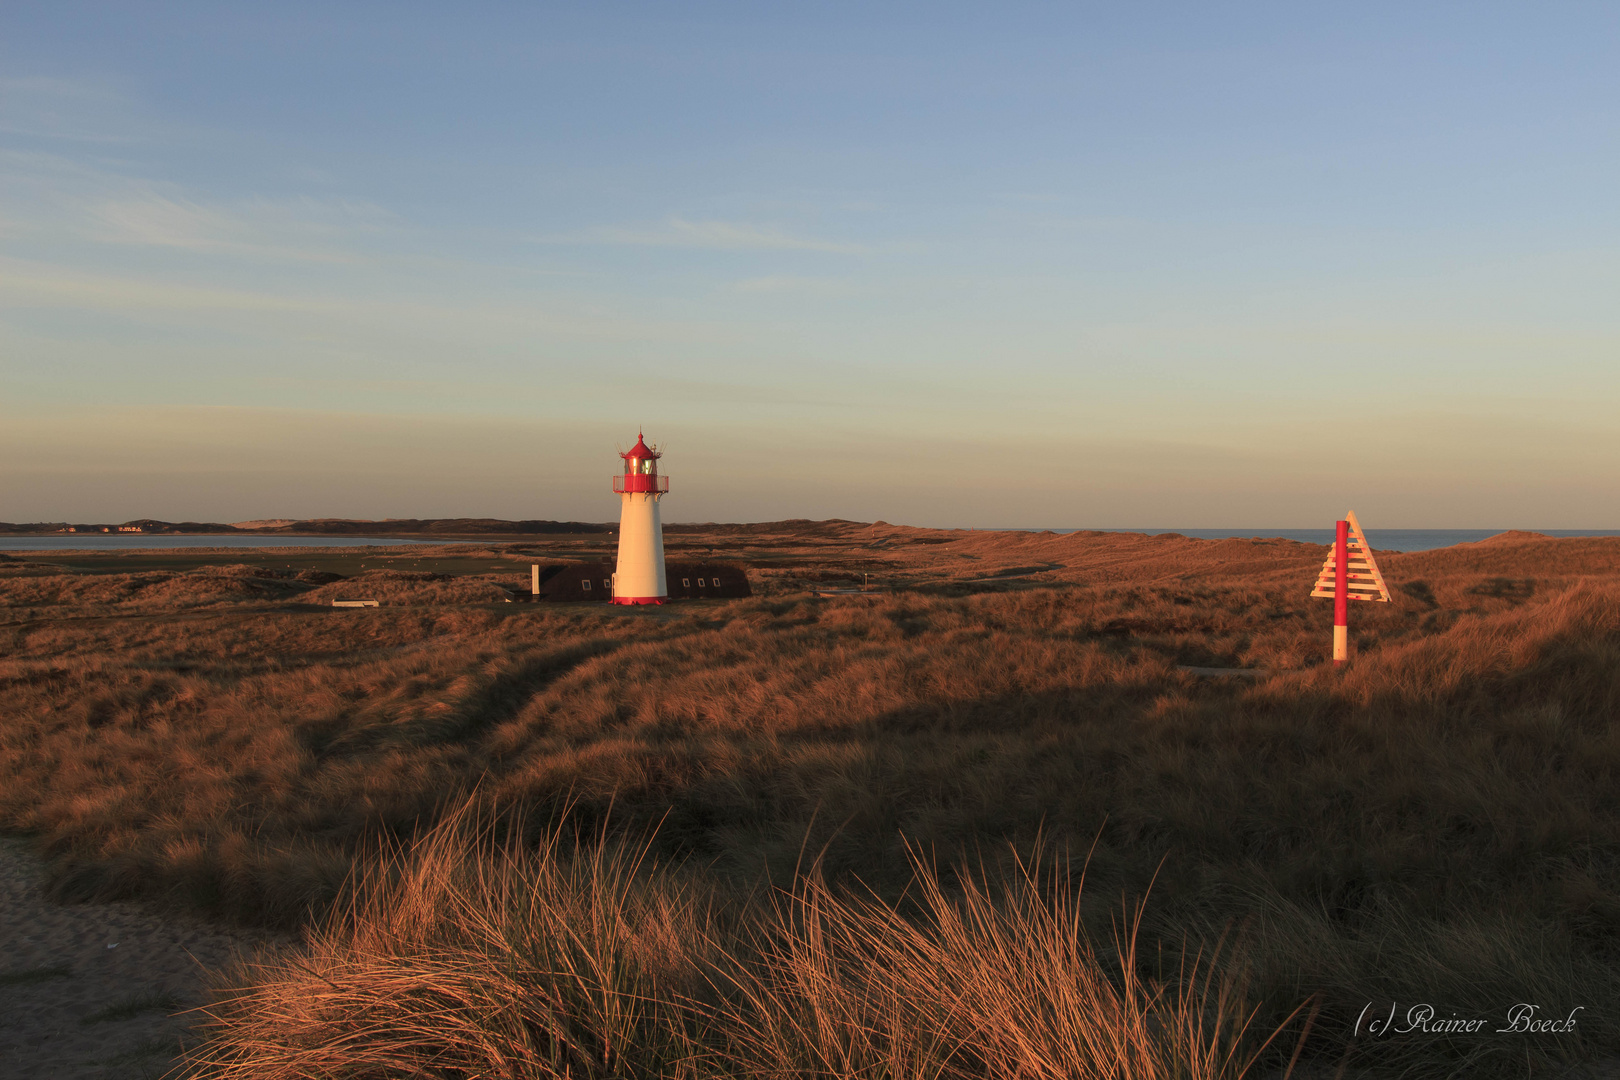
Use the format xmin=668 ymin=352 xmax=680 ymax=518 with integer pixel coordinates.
xmin=3 ymin=529 xmax=1618 ymax=555
xmin=1040 ymin=529 xmax=1620 ymax=553
xmin=0 ymin=535 xmax=435 ymax=552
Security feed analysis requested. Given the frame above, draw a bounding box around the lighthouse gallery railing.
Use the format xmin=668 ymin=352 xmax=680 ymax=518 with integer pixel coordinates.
xmin=613 ymin=475 xmax=670 ymax=494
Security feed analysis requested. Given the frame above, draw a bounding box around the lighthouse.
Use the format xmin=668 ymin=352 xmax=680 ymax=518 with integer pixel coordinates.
xmin=611 ymin=431 xmax=669 ymax=604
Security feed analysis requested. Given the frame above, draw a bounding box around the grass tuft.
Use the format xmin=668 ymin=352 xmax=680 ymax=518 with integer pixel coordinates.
xmin=186 ymin=805 xmax=1302 ymax=1079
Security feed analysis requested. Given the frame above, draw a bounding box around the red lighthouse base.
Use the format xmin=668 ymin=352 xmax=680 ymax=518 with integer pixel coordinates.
xmin=610 ymin=596 xmax=666 ymax=606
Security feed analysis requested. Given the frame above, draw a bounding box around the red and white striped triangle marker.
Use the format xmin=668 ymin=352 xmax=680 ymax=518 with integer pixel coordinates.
xmin=1310 ymin=511 xmax=1390 ymax=663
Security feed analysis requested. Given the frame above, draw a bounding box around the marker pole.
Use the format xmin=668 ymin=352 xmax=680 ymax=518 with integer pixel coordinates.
xmin=1333 ymin=519 xmax=1349 ymax=664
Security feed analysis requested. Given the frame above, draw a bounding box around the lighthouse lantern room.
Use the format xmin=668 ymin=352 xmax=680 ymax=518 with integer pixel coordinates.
xmin=611 ymin=432 xmax=669 ymax=604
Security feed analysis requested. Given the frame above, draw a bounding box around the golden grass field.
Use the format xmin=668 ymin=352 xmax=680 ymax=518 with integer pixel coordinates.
xmin=2 ymin=522 xmax=1618 ymax=1077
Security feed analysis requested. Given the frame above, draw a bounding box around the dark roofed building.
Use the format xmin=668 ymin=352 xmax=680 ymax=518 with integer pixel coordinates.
xmin=528 ymin=561 xmax=750 ymax=602
xmin=532 ymin=562 xmax=615 ymax=602
xmin=665 ymin=562 xmax=751 ymax=599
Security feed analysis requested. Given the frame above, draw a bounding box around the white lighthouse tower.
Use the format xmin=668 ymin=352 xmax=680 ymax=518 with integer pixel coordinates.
xmin=611 ymin=431 xmax=669 ymax=605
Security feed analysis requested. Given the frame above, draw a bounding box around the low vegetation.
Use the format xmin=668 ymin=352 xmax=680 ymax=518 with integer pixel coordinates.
xmin=190 ymin=807 xmax=1302 ymax=1079
xmin=1 ymin=526 xmax=1616 ymax=1076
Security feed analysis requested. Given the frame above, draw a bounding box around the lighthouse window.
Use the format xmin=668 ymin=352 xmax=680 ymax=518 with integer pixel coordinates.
xmin=581 ymin=580 xmax=591 ymax=591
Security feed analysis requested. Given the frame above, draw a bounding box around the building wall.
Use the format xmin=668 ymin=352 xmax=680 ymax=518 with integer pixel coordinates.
xmin=533 ymin=562 xmax=614 ymax=602
xmin=530 ymin=561 xmax=750 ymax=602
xmin=664 ymin=562 xmax=752 ymax=599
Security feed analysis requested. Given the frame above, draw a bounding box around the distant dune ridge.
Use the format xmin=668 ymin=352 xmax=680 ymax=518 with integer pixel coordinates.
xmin=1470 ymin=529 xmax=1553 ymax=544
xmin=0 ymin=515 xmax=1598 ymax=549
xmin=0 ymin=517 xmax=615 ymax=535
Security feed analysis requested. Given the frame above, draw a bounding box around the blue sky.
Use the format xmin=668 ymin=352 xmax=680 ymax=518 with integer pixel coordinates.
xmin=3 ymin=2 xmax=1618 ymax=526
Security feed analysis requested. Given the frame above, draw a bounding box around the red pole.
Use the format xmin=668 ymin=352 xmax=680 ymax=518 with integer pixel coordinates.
xmin=1333 ymin=519 xmax=1349 ymax=664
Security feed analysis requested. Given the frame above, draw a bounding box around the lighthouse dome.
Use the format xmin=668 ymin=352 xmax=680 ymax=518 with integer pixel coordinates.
xmin=621 ymin=432 xmax=660 ymax=462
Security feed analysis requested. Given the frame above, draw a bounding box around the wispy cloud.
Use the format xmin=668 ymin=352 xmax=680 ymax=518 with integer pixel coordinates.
xmin=91 ymin=195 xmax=250 ymax=250
xmin=733 ymin=274 xmax=853 ymax=294
xmin=0 ymin=137 xmax=400 ymax=265
xmin=0 ymin=257 xmax=751 ymax=347
xmin=85 ymin=192 xmax=396 ymax=263
xmin=0 ymin=77 xmax=151 ymax=143
xmin=0 ymin=258 xmax=338 ymax=312
xmin=543 ymin=217 xmax=867 ymax=254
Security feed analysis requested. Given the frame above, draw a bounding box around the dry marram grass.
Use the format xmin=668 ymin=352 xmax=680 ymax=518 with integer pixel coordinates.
xmin=188 ymin=807 xmax=1299 ymax=1079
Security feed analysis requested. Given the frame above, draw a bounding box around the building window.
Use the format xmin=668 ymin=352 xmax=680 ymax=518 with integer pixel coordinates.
xmin=604 ymin=581 xmax=611 ymax=589
xmin=682 ymin=578 xmax=690 ymax=587
xmin=697 ymin=578 xmax=706 ymax=587
xmin=581 ymin=580 xmax=591 ymax=591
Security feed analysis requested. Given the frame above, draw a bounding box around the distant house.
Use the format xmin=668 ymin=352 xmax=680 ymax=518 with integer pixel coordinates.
xmin=532 ymin=563 xmax=615 ymax=603
xmin=665 ymin=562 xmax=752 ymax=600
xmin=528 ymin=561 xmax=751 ymax=602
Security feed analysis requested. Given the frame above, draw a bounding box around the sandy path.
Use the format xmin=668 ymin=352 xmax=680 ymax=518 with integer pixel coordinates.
xmin=0 ymin=838 xmax=281 ymax=1080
